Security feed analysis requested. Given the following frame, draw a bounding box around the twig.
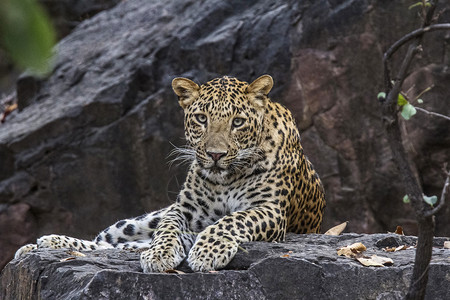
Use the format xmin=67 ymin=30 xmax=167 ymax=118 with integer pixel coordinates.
xmin=384 ymin=24 xmax=450 ymax=63
xmin=415 ymin=107 xmax=450 ymax=121
xmin=383 ymin=23 xmax=450 ymax=93
xmin=413 ymin=85 xmax=434 ymax=102
xmin=384 ymin=43 xmax=420 ymax=109
xmin=423 ymin=170 xmax=450 ymax=217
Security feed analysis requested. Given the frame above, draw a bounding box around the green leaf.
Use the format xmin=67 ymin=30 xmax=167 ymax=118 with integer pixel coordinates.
xmin=423 ymin=195 xmax=438 ymax=206
xmin=397 ymin=94 xmax=408 ymax=106
xmin=408 ymin=1 xmax=430 ymax=9
xmin=417 ymin=99 xmax=423 ymax=104
xmin=401 ymin=103 xmax=417 ymax=120
xmin=408 ymin=2 xmax=423 ymax=10
xmin=403 ymin=195 xmax=410 ymax=204
xmin=0 ymin=0 xmax=56 ymax=76
xmin=377 ymin=92 xmax=386 ymax=101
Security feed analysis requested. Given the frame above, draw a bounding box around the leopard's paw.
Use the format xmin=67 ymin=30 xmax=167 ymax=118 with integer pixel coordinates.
xmin=188 ymin=234 xmax=239 ymax=272
xmin=140 ymin=243 xmax=185 ymax=273
xmin=14 ymin=244 xmax=37 ymax=259
xmin=37 ymin=235 xmax=98 ymax=250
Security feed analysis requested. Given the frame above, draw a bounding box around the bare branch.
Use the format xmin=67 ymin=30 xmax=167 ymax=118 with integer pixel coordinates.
xmin=413 ymin=85 xmax=434 ymax=102
xmin=423 ymin=170 xmax=450 ymax=217
xmin=382 ymin=23 xmax=450 ymax=93
xmin=384 ymin=24 xmax=450 ymax=62
xmin=415 ymin=107 xmax=450 ymax=121
xmin=384 ymin=43 xmax=420 ymax=109
xmin=380 ymin=2 xmax=447 ymax=299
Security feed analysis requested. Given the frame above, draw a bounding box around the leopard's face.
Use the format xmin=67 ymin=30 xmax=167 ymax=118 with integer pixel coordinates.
xmin=172 ymin=76 xmax=273 ymax=181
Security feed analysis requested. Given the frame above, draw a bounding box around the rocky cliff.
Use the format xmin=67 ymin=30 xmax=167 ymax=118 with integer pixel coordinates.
xmin=1 ymin=234 xmax=449 ymax=299
xmin=0 ymin=0 xmax=449 ymax=270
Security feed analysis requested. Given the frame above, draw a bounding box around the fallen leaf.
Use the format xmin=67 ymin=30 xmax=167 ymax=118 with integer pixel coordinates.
xmin=337 ymin=242 xmax=367 ymax=258
xmin=444 ymin=241 xmax=450 ymax=249
xmin=164 ymin=269 xmax=185 ymax=274
xmin=281 ymin=254 xmax=290 ymax=258
xmin=394 ymin=245 xmax=407 ymax=251
xmin=384 ymin=245 xmax=415 ymax=252
xmin=356 ymin=255 xmax=394 ymax=267
xmin=1 ymin=103 xmax=18 ymax=123
xmin=394 ymin=226 xmax=404 ymax=235
xmin=67 ymin=250 xmax=86 ymax=257
xmin=59 ymin=257 xmax=76 ymax=262
xmin=324 ymin=221 xmax=348 ymax=236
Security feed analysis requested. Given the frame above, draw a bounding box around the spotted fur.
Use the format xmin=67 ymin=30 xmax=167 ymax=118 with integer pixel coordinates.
xmin=15 ymin=75 xmax=325 ymax=272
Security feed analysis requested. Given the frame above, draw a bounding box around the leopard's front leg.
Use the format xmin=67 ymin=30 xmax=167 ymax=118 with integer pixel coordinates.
xmin=140 ymin=205 xmax=194 ymax=273
xmin=188 ymin=205 xmax=285 ymax=272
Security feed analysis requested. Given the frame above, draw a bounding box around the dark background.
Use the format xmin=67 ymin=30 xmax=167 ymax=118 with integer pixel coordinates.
xmin=1 ymin=0 xmax=449 ymax=270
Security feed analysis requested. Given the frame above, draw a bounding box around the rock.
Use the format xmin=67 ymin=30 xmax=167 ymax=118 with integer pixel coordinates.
xmin=1 ymin=233 xmax=449 ymax=299
xmin=0 ymin=0 xmax=121 ymax=96
xmin=0 ymin=203 xmax=37 ymax=269
xmin=0 ymin=0 xmax=449 ymax=271
xmin=38 ymin=0 xmax=122 ymax=39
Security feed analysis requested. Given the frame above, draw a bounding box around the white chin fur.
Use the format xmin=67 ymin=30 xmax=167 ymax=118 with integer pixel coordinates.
xmin=200 ymin=168 xmax=229 ymax=182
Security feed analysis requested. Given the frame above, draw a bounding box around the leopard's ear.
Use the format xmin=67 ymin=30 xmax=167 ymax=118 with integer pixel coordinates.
xmin=246 ymin=75 xmax=273 ymax=108
xmin=172 ymin=77 xmax=200 ymax=109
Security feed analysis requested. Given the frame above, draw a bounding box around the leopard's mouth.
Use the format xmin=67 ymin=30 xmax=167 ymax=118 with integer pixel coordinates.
xmin=209 ymin=165 xmax=225 ymax=174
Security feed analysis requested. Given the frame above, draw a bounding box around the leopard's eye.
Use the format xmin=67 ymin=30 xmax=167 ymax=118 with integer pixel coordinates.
xmin=232 ymin=117 xmax=245 ymax=128
xmin=195 ymin=114 xmax=207 ymax=124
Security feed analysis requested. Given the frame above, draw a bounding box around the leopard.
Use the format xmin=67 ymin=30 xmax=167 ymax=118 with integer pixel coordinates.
xmin=15 ymin=75 xmax=325 ymax=273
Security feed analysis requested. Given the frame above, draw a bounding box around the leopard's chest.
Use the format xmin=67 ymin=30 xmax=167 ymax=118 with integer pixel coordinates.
xmin=184 ymin=172 xmax=267 ymax=225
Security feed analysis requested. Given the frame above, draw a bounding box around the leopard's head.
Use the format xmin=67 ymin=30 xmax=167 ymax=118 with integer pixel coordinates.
xmin=172 ymin=75 xmax=273 ymax=181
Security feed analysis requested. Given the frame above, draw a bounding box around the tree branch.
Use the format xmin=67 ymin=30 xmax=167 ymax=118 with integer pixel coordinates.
xmin=382 ymin=23 xmax=450 ymax=95
xmin=415 ymin=107 xmax=450 ymax=121
xmin=384 ymin=43 xmax=420 ymax=109
xmin=384 ymin=24 xmax=450 ymax=62
xmin=423 ymin=170 xmax=450 ymax=218
xmin=380 ymin=2 xmax=448 ymax=299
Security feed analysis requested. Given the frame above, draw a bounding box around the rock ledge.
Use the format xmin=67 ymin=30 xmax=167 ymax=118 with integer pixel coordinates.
xmin=1 ymin=233 xmax=449 ymax=299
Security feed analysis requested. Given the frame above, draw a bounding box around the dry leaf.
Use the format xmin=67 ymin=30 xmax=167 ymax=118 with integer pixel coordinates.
xmin=324 ymin=222 xmax=348 ymax=236
xmin=444 ymin=241 xmax=450 ymax=249
xmin=59 ymin=257 xmax=76 ymax=262
xmin=337 ymin=242 xmax=367 ymax=258
xmin=394 ymin=226 xmax=404 ymax=235
xmin=337 ymin=242 xmax=393 ymax=268
xmin=394 ymin=245 xmax=407 ymax=251
xmin=384 ymin=245 xmax=414 ymax=252
xmin=356 ymin=255 xmax=393 ymax=267
xmin=67 ymin=250 xmax=86 ymax=257
xmin=281 ymin=250 xmax=293 ymax=258
xmin=164 ymin=269 xmax=185 ymax=274
xmin=0 ymin=103 xmax=18 ymax=123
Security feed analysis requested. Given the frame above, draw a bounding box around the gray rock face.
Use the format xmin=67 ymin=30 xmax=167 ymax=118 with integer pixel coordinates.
xmin=0 ymin=0 xmax=449 ymax=270
xmin=1 ymin=234 xmax=449 ymax=299
xmin=0 ymin=0 xmax=121 ymax=95
xmin=38 ymin=0 xmax=122 ymax=39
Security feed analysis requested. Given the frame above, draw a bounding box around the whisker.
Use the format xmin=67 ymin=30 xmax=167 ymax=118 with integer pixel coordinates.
xmin=167 ymin=144 xmax=196 ymax=168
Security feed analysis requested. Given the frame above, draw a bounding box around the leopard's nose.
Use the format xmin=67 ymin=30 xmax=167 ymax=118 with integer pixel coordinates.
xmin=207 ymin=151 xmax=227 ymax=162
